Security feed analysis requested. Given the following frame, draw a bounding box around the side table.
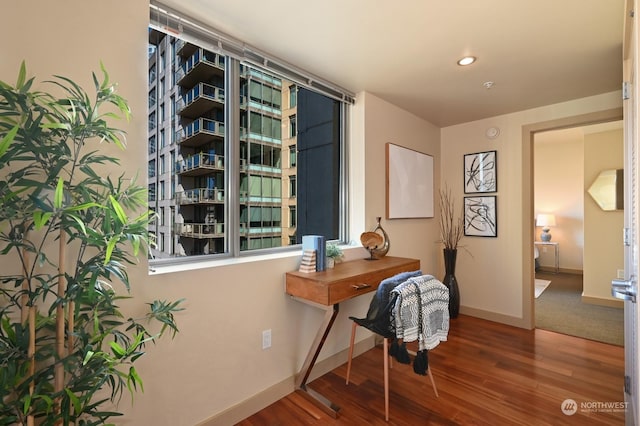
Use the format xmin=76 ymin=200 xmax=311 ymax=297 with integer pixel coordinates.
xmin=534 ymin=241 xmax=559 ymax=273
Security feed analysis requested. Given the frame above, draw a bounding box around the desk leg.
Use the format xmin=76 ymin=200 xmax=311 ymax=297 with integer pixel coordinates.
xmin=294 ymin=303 xmax=341 ymax=418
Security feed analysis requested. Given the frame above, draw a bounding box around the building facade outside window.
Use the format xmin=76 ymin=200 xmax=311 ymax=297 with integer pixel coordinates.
xmin=148 ymin=27 xmax=346 ymax=262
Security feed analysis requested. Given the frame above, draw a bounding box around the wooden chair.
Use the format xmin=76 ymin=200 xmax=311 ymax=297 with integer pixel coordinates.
xmin=345 ymin=274 xmax=446 ymax=421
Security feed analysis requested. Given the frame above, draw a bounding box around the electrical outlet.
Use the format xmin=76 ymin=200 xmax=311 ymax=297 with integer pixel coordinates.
xmin=262 ymin=329 xmax=271 ymax=349
xmin=617 ymin=269 xmax=625 ymax=279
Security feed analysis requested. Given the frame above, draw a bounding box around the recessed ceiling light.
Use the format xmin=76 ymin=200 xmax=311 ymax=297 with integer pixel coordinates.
xmin=457 ymin=56 xmax=477 ymax=66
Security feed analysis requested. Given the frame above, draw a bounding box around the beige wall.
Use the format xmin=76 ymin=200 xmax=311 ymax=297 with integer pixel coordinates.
xmin=359 ymin=92 xmax=441 ymax=269
xmin=0 ymin=4 xmax=441 ymax=423
xmin=534 ymin=129 xmax=584 ymax=272
xmin=441 ymin=93 xmax=622 ymax=326
xmin=584 ymin=129 xmax=624 ymax=302
xmin=0 ymin=1 xmax=624 ymax=424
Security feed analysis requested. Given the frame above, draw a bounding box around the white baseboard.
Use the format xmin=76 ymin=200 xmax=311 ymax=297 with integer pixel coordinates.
xmin=581 ymin=294 xmax=624 ymax=308
xmin=537 ymin=266 xmax=583 ymax=275
xmin=459 ymin=305 xmax=531 ymax=329
xmin=196 ymin=335 xmax=376 ymax=426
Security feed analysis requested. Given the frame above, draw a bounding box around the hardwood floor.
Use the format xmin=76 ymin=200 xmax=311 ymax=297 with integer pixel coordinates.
xmin=237 ymin=315 xmax=625 ymax=425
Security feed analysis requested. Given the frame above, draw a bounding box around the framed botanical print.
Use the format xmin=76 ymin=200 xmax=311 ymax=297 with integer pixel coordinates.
xmin=464 ymin=150 xmax=497 ymax=193
xmin=464 ymin=196 xmax=497 ymax=237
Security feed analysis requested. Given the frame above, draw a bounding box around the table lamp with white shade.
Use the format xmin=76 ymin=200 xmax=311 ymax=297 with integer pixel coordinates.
xmin=537 ymin=214 xmax=556 ymax=242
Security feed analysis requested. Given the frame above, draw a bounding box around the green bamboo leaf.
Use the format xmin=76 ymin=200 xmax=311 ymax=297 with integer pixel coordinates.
xmin=82 ymin=350 xmax=95 ymax=366
xmin=128 ymin=366 xmax=144 ymax=393
xmin=22 ymin=394 xmax=31 ymax=414
xmin=15 ymin=60 xmax=26 ymax=89
xmin=105 ymin=236 xmax=117 ymax=265
xmin=37 ymin=394 xmax=53 ymax=410
xmin=64 ymin=388 xmax=82 ymax=415
xmin=40 ymin=122 xmax=68 ymax=130
xmin=64 ymin=201 xmax=102 ymax=212
xmin=54 ymin=177 xmax=64 ymax=209
xmin=66 ymin=213 xmax=87 ymax=235
xmin=131 ymin=352 xmax=145 ymax=363
xmin=0 ymin=124 xmax=18 ymax=158
xmin=116 ymin=97 xmax=131 ymax=121
xmin=32 ymin=211 xmax=52 ymax=230
xmin=109 ymin=341 xmax=125 ymax=358
xmin=92 ymin=70 xmax=100 ymax=92
xmin=109 ymin=195 xmax=127 ymax=224
xmin=102 ymin=112 xmax=122 ymax=120
xmin=93 ymin=311 xmax=100 ymax=336
xmin=99 ymin=61 xmax=110 ymax=90
xmin=67 ymin=98 xmax=78 ymax=122
xmin=1 ymin=317 xmax=16 ymax=341
xmin=131 ymin=331 xmax=144 ymax=350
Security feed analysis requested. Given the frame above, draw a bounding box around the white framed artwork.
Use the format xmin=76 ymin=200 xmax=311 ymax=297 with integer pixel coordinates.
xmin=385 ymin=143 xmax=434 ymax=219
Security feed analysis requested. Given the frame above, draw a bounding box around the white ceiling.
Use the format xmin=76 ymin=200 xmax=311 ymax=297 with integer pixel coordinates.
xmin=159 ymin=0 xmax=625 ymax=127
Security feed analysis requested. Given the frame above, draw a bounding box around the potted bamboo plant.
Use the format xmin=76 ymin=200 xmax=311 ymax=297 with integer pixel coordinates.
xmin=0 ymin=62 xmax=183 ymax=425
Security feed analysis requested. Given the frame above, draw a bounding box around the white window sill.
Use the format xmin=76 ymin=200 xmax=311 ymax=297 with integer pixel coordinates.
xmin=148 ymin=244 xmax=361 ymax=276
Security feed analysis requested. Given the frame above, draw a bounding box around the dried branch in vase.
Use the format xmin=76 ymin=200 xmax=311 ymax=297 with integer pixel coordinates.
xmin=439 ymin=186 xmax=464 ymax=251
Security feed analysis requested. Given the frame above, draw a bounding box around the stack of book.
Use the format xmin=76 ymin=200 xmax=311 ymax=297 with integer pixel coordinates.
xmin=301 ymin=235 xmax=326 ymax=271
xmin=298 ymin=249 xmax=317 ymax=273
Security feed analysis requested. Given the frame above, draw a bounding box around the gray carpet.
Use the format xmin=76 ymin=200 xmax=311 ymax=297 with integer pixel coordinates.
xmin=535 ymin=272 xmax=624 ymax=346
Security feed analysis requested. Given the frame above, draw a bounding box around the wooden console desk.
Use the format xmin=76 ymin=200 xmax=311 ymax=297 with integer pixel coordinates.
xmin=285 ymin=256 xmax=420 ymax=417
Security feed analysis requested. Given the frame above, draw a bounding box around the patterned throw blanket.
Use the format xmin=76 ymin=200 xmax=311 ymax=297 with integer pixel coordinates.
xmin=391 ymin=275 xmax=450 ymax=351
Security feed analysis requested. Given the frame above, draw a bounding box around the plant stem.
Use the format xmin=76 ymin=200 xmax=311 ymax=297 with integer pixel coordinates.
xmin=20 ymin=240 xmax=29 ymax=324
xmin=21 ymin=240 xmax=35 ymax=426
xmin=27 ymin=306 xmax=35 ymax=426
xmin=54 ymin=229 xmax=66 ymax=419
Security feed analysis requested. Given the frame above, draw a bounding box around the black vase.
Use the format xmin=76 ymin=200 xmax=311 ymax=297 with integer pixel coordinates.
xmin=443 ymin=248 xmax=460 ymax=318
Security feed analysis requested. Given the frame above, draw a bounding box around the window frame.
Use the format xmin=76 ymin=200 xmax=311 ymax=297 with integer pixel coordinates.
xmin=148 ymin=4 xmax=353 ymax=268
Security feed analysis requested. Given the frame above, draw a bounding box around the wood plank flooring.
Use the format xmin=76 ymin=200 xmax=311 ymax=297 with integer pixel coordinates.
xmin=237 ymin=315 xmax=625 ymax=425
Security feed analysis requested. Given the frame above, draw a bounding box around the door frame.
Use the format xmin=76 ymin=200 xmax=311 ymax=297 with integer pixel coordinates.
xmin=521 ymin=107 xmax=623 ymax=329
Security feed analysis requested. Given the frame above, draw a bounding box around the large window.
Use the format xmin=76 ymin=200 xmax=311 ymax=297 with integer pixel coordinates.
xmin=148 ymin=20 xmax=349 ymax=264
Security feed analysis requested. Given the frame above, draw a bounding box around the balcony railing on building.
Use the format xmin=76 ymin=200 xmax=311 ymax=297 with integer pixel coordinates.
xmin=177 ymin=83 xmax=225 ymax=119
xmin=239 ymin=125 xmax=248 ymax=142
xmin=175 ymin=188 xmax=225 ymax=205
xmin=241 ymin=67 xmax=283 ymax=88
xmin=175 ymin=222 xmax=224 ymax=238
xmin=246 ymin=100 xmax=282 ymax=117
xmin=175 ymin=39 xmax=195 ymax=57
xmin=176 ymin=222 xmax=277 ymax=238
xmin=176 ymin=47 xmax=225 ymax=89
xmin=245 ymin=226 xmax=282 ymax=235
xmin=176 ymin=117 xmax=225 ymax=147
xmin=176 ymin=152 xmax=224 ymax=176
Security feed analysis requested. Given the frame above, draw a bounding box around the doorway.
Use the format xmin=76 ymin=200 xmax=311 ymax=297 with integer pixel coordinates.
xmin=521 ymin=108 xmax=622 ymax=329
xmin=532 ymin=122 xmax=624 ymax=345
